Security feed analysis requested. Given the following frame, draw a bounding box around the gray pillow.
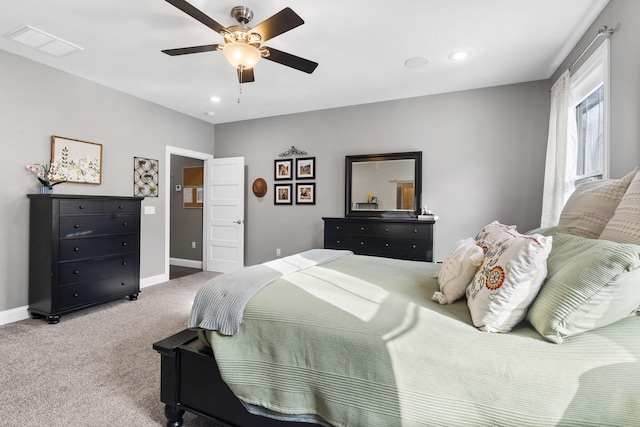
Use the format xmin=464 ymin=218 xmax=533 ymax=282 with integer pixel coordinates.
xmin=527 ymin=232 xmax=640 ymax=343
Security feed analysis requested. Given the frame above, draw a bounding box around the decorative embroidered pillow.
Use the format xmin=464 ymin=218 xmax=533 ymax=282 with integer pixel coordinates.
xmin=432 ymin=238 xmax=484 ymax=304
xmin=475 ymin=221 xmax=517 ymax=251
xmin=600 ymin=171 xmax=640 ymax=244
xmin=558 ymin=168 xmax=638 ymax=239
xmin=466 ymin=229 xmax=553 ymax=333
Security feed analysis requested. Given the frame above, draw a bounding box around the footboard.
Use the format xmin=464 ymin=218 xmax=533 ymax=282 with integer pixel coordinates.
xmin=153 ymin=329 xmax=316 ymax=427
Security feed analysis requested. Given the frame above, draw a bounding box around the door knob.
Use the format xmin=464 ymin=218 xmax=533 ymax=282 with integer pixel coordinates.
xmin=234 ymin=220 xmax=243 ymax=224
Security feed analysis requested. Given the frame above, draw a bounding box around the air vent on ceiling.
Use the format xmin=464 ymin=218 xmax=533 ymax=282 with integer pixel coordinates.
xmin=4 ymin=25 xmax=83 ymax=57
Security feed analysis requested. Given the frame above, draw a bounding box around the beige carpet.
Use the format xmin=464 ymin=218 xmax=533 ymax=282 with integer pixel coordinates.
xmin=0 ymin=272 xmax=223 ymax=427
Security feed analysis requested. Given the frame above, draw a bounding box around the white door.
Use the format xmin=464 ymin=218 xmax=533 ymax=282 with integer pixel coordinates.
xmin=205 ymin=157 xmax=245 ymax=273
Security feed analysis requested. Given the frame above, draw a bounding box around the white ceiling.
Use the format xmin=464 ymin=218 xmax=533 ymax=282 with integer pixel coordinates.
xmin=0 ymin=0 xmax=609 ymax=124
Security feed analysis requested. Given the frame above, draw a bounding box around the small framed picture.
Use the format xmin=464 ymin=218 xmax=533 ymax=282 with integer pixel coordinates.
xmin=295 ymin=157 xmax=315 ymax=180
xmin=274 ymin=159 xmax=293 ymax=180
xmin=274 ymin=184 xmax=293 ymax=205
xmin=296 ymin=183 xmax=315 ymax=205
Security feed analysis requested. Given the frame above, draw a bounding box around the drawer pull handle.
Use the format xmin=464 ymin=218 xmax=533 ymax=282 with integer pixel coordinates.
xmin=336 ymin=226 xmax=340 ymax=230
xmin=118 ymin=205 xmax=124 ymax=209
xmin=122 ymin=262 xmax=127 ymax=266
xmin=122 ymin=222 xmax=127 ymax=226
xmin=122 ymin=242 xmax=127 ymax=246
xmin=414 ymin=229 xmax=418 ymax=233
xmin=73 ymin=270 xmax=79 ymax=274
xmin=412 ymin=245 xmax=417 ymax=249
xmin=74 ymin=247 xmax=80 ymax=252
xmin=361 ymin=227 xmax=365 ymax=231
xmin=336 ymin=240 xmax=341 ymax=244
xmin=78 ymin=205 xmax=84 ymax=209
xmin=121 ymin=282 xmax=127 ymax=286
xmin=73 ymin=293 xmax=79 ymax=298
xmin=360 ymin=241 xmax=364 ymax=245
xmin=385 ymin=228 xmax=389 ymax=232
xmin=74 ymin=224 xmax=80 ymax=229
xmin=385 ymin=243 xmax=389 ymax=247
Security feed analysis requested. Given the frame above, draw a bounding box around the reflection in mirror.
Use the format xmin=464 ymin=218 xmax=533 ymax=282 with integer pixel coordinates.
xmin=345 ymin=152 xmax=422 ymax=218
xmin=352 ymin=160 xmax=415 ymax=210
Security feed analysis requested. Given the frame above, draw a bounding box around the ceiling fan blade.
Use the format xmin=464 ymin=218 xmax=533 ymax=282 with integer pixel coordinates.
xmin=162 ymin=44 xmax=222 ymax=56
xmin=250 ymin=7 xmax=304 ymax=42
xmin=263 ymin=47 xmax=318 ymax=74
xmin=165 ymin=0 xmax=228 ymax=34
xmin=237 ymin=67 xmax=255 ymax=83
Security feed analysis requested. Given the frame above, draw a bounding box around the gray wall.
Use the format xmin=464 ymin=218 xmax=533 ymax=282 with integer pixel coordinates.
xmin=170 ymin=155 xmax=204 ymax=262
xmin=0 ymin=49 xmax=214 ymax=312
xmin=550 ymin=0 xmax=640 ymax=179
xmin=215 ymin=80 xmax=551 ymax=265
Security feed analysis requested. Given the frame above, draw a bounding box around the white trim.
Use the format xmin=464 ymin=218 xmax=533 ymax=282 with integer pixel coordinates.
xmin=0 ymin=306 xmax=30 ymax=325
xmin=140 ymin=273 xmax=167 ymax=289
xmin=0 ymin=273 xmax=168 ymax=325
xmin=170 ymin=257 xmax=203 ymax=269
xmin=165 ymin=146 xmax=214 ymax=284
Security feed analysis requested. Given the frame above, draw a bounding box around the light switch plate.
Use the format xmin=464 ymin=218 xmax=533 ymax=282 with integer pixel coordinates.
xmin=144 ymin=206 xmax=155 ymax=215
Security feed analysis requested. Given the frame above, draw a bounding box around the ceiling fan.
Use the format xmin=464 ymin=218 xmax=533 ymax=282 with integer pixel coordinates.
xmin=162 ymin=0 xmax=318 ymax=83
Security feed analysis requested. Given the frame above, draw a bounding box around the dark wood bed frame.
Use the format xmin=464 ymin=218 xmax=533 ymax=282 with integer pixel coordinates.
xmin=153 ymin=329 xmax=318 ymax=427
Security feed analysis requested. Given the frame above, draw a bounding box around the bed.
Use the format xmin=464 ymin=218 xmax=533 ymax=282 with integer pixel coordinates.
xmin=154 ymin=170 xmax=640 ymax=427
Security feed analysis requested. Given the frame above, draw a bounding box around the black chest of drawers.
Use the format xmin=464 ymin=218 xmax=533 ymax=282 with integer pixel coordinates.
xmin=27 ymin=194 xmax=143 ymax=323
xmin=323 ymin=217 xmax=434 ymax=262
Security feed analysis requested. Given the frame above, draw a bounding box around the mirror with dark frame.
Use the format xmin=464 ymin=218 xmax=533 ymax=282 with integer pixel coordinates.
xmin=345 ymin=151 xmax=422 ymax=218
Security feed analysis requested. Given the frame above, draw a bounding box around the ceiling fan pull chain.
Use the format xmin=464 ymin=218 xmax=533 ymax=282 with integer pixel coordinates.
xmin=237 ymin=67 xmax=243 ymax=103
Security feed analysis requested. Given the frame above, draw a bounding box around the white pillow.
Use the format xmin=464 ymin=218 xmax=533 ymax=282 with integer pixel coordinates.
xmin=475 ymin=220 xmax=517 ymax=251
xmin=432 ymin=238 xmax=484 ymax=304
xmin=558 ymin=168 xmax=638 ymax=239
xmin=466 ymin=228 xmax=553 ymax=333
xmin=600 ymin=171 xmax=640 ymax=244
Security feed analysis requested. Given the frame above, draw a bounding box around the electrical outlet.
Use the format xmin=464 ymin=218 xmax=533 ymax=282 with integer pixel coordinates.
xmin=192 ymin=242 xmax=196 ymax=249
xmin=276 ymin=248 xmax=281 ymax=256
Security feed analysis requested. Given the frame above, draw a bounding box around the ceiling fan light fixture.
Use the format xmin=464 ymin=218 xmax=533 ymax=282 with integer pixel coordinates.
xmin=223 ymin=41 xmax=261 ymax=69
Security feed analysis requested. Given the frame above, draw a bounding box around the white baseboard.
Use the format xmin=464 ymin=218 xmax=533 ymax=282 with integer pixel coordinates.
xmin=140 ymin=273 xmax=168 ymax=289
xmin=1 ymin=274 xmax=169 ymax=326
xmin=170 ymin=258 xmax=203 ymax=269
xmin=0 ymin=305 xmax=30 ymax=326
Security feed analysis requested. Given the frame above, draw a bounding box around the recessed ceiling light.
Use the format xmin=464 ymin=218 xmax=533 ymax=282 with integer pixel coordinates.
xmin=210 ymin=96 xmax=221 ymax=103
xmin=4 ymin=25 xmax=83 ymax=57
xmin=204 ymin=112 xmax=216 ymax=116
xmin=448 ymin=50 xmax=471 ymax=61
xmin=404 ymin=56 xmax=430 ymax=69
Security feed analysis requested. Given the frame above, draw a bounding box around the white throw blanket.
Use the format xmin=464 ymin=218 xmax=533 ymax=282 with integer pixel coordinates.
xmin=188 ymin=249 xmax=352 ymax=335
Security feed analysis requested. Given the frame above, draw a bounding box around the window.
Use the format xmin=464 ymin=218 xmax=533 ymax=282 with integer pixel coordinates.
xmin=570 ymin=39 xmax=609 ymax=187
xmin=574 ymin=84 xmax=604 ymax=185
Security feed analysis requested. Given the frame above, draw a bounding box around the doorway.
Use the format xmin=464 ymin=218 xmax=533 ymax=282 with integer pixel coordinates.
xmin=165 ymin=146 xmax=213 ymax=281
xmin=169 ymin=154 xmax=204 ymax=278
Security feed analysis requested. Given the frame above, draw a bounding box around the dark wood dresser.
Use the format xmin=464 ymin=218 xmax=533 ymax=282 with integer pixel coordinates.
xmin=27 ymin=194 xmax=143 ymax=323
xmin=323 ymin=217 xmax=434 ymax=262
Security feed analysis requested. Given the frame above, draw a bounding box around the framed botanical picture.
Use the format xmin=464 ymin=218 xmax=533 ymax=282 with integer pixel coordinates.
xmin=133 ymin=157 xmax=159 ymax=197
xmin=51 ymin=135 xmax=102 ymax=184
xmin=296 ymin=183 xmax=315 ymax=205
xmin=274 ymin=184 xmax=293 ymax=205
xmin=274 ymin=159 xmax=293 ymax=180
xmin=295 ymin=157 xmax=315 ymax=180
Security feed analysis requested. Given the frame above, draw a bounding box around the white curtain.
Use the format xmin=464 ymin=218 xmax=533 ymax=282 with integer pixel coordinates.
xmin=540 ymin=70 xmax=577 ymax=227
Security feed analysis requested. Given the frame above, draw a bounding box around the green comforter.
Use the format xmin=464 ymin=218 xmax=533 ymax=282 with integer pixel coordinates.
xmin=202 ymin=254 xmax=640 ymax=427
